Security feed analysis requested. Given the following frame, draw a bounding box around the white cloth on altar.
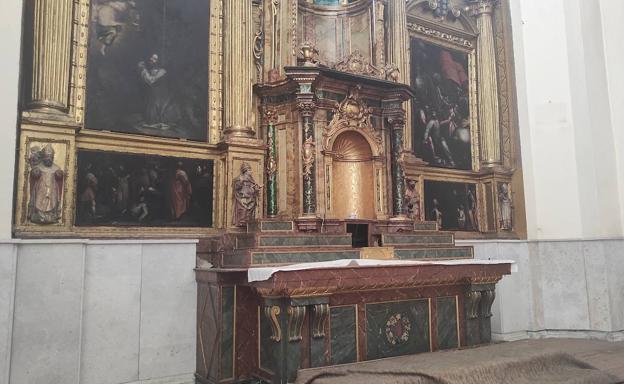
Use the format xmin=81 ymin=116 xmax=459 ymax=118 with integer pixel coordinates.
xmin=247 ymin=258 xmax=517 ymax=282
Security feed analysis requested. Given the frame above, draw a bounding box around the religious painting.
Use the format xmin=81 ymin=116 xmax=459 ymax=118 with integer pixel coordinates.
xmin=75 ymin=150 xmax=214 ymax=227
xmin=424 ymin=180 xmax=478 ymax=231
xmin=86 ymin=0 xmax=209 ymax=141
xmin=410 ymin=39 xmax=472 ymax=170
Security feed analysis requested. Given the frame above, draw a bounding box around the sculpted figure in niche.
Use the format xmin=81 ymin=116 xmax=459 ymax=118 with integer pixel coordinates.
xmin=498 ymin=183 xmax=513 ymax=230
xmin=404 ymin=179 xmax=421 ymax=220
xmin=170 ymin=162 xmax=192 ymax=220
xmin=232 ymin=162 xmax=262 ymax=227
xmin=27 ymin=144 xmax=64 ymax=224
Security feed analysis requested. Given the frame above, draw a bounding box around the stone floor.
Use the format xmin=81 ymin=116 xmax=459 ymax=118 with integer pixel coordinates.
xmin=294 ymin=338 xmax=624 ymax=383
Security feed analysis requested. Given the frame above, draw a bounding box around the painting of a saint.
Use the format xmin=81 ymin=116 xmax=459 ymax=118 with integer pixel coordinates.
xmin=424 ymin=181 xmax=478 ymax=232
xmin=75 ymin=151 xmax=213 ymax=227
xmin=411 ymin=39 xmax=472 ymax=170
xmin=86 ymin=0 xmax=209 ymax=141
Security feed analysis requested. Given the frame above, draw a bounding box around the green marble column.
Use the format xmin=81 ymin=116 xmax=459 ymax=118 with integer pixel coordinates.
xmin=298 ymin=96 xmax=317 ymax=216
xmin=389 ymin=116 xmax=406 ymax=216
xmin=265 ymin=109 xmax=278 ymax=217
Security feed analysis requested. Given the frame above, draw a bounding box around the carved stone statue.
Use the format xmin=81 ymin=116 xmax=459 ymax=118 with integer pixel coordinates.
xmin=27 ymin=144 xmax=64 ymax=224
xmin=404 ymin=179 xmax=421 ymax=220
xmin=498 ymin=183 xmax=513 ymax=230
xmin=232 ymin=162 xmax=261 ymax=227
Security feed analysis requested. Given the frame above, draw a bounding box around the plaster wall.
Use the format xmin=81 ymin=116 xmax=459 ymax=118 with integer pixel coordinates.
xmin=511 ymin=0 xmax=624 ymax=240
xmin=0 ymin=0 xmax=22 ymax=239
xmin=0 ymin=240 xmax=197 ymax=384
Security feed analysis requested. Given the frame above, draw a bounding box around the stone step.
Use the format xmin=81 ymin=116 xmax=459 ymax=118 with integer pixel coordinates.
xmin=393 ymin=246 xmax=473 ymax=260
xmin=247 ymin=220 xmax=295 ymax=233
xmin=235 ymin=233 xmax=353 ymax=249
xmin=381 ymin=232 xmax=454 ymax=246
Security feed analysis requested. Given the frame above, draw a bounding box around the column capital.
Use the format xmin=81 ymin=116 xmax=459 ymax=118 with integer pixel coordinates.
xmin=468 ymin=0 xmax=499 ymax=16
xmin=295 ymin=94 xmax=317 ymax=117
xmin=262 ymin=106 xmax=280 ymax=125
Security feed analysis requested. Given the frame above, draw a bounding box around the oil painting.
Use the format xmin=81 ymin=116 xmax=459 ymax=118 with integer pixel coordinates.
xmin=86 ymin=0 xmax=209 ymax=141
xmin=75 ymin=150 xmax=214 ymax=227
xmin=410 ymin=39 xmax=472 ymax=170
xmin=424 ymin=180 xmax=478 ymax=231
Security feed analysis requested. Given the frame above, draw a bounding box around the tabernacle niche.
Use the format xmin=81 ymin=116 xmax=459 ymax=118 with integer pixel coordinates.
xmin=86 ymin=0 xmax=209 ymax=141
xmin=75 ymin=150 xmax=213 ymax=227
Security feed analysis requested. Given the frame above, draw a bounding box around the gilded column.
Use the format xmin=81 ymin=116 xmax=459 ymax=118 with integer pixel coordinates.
xmin=471 ymin=0 xmax=501 ymax=166
xmin=389 ymin=114 xmax=407 ymax=217
xmin=297 ymin=94 xmax=317 ymax=217
xmin=386 ymin=0 xmax=412 ymax=150
xmin=223 ymin=0 xmax=255 ymax=138
xmin=265 ymin=107 xmax=279 ymax=217
xmin=27 ymin=0 xmax=73 ymax=114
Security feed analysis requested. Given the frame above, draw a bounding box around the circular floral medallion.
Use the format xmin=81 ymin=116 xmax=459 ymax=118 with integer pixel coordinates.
xmin=385 ymin=313 xmax=411 ymax=345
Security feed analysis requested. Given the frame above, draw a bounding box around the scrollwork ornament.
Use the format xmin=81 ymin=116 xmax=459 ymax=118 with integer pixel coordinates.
xmin=302 ymin=135 xmax=315 ymax=178
xmin=264 ymin=305 xmax=282 ymax=342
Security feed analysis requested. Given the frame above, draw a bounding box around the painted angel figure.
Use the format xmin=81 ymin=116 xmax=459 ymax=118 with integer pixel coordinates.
xmin=93 ymin=0 xmax=138 ymax=56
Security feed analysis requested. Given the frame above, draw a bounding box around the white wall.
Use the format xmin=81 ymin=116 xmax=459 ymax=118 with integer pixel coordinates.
xmin=0 ymin=0 xmax=22 ymax=239
xmin=465 ymin=239 xmax=624 ymax=341
xmin=0 ymin=240 xmax=197 ymax=384
xmin=511 ymin=0 xmax=624 ymax=240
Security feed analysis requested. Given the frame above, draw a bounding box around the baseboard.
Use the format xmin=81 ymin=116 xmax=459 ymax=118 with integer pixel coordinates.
xmin=121 ymin=373 xmax=195 ymax=384
xmin=492 ymin=329 xmax=624 ymax=342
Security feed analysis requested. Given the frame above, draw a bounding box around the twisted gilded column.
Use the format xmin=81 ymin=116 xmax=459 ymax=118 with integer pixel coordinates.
xmin=264 ymin=107 xmax=279 ymax=217
xmin=389 ymin=114 xmax=407 ymax=218
xmin=27 ymin=0 xmax=73 ymax=114
xmin=386 ymin=0 xmax=412 ymax=150
xmin=471 ymin=0 xmax=501 ymax=166
xmin=223 ymin=0 xmax=255 ymax=138
xmin=297 ymin=94 xmax=317 ymax=217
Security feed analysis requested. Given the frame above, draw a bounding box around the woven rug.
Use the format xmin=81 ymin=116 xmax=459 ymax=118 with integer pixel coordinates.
xmin=296 ymin=351 xmax=622 ymax=384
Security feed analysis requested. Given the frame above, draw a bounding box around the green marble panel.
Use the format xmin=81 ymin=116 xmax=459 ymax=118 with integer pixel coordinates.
xmin=330 ymin=306 xmax=357 ymax=365
xmin=436 ymin=297 xmax=459 ymax=350
xmin=252 ymin=251 xmax=360 ymax=264
xmin=221 ymin=286 xmax=235 ymax=379
xmin=365 ymin=300 xmax=430 ymax=360
xmin=394 ymin=247 xmax=473 ymax=260
xmin=413 ymin=222 xmax=438 ymax=231
xmin=261 ymin=221 xmax=294 ymax=231
xmin=383 ymin=234 xmax=454 ymax=245
xmin=236 ymin=236 xmax=256 ymax=249
xmin=259 ymin=307 xmax=275 ymax=373
xmin=258 ymin=235 xmax=351 ymax=247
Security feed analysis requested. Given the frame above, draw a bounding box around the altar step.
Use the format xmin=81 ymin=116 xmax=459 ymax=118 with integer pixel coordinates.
xmin=381 ymin=232 xmax=455 ymax=247
xmin=224 ymin=245 xmax=473 ymax=266
xmin=246 ymin=220 xmax=440 ymax=233
xmin=234 ymin=233 xmax=353 ymax=249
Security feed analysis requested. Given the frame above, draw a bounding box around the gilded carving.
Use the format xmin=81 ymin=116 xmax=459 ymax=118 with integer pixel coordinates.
xmin=287 ymin=305 xmax=306 ymax=342
xmin=302 ymin=135 xmax=316 ymax=178
xmin=323 ymin=85 xmax=382 ymax=153
xmin=311 ymin=303 xmax=329 ymax=339
xmin=465 ymin=290 xmax=481 ymax=320
xmin=264 ymin=305 xmax=282 ymax=342
xmin=428 ymin=0 xmax=462 ymax=20
xmin=406 ymin=23 xmax=473 ymax=48
xmin=479 ymin=289 xmax=496 ymax=318
xmin=27 ymin=144 xmax=65 ymax=224
xmin=334 ymin=50 xmax=384 ymax=78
